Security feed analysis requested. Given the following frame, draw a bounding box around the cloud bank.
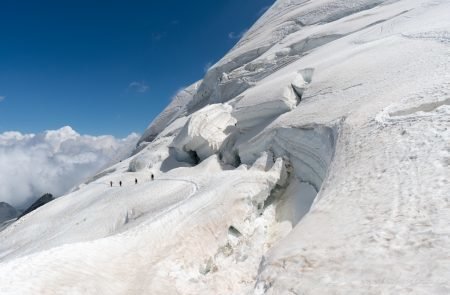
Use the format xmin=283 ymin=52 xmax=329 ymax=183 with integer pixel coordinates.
xmin=129 ymin=81 xmax=149 ymax=93
xmin=0 ymin=126 xmax=139 ymax=209
xmin=228 ymin=29 xmax=247 ymax=40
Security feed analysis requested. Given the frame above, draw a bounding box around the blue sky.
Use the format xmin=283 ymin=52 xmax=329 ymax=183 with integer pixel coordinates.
xmin=0 ymin=0 xmax=275 ymax=137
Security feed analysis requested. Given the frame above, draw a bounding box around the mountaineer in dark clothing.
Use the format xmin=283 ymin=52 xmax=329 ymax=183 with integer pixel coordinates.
xmin=110 ymin=181 xmax=113 ymax=187
xmin=151 ymin=174 xmax=154 ymax=181
xmin=119 ymin=181 xmax=122 ymax=187
xmin=135 ymin=178 xmax=138 ymax=184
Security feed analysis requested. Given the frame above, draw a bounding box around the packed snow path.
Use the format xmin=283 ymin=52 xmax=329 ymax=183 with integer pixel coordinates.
xmin=1 ymin=0 xmax=450 ymax=293
xmin=0 ymin=171 xmax=199 ymax=262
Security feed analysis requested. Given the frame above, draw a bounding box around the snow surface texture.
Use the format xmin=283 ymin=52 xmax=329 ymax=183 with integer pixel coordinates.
xmin=0 ymin=126 xmax=139 ymax=209
xmin=1 ymin=0 xmax=450 ymax=294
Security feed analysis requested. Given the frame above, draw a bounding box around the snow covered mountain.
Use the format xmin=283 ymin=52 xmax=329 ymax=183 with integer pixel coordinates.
xmin=0 ymin=202 xmax=18 ymax=224
xmin=1 ymin=0 xmax=449 ymax=294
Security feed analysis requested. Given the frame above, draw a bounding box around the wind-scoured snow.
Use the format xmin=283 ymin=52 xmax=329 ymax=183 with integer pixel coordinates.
xmin=1 ymin=0 xmax=450 ymax=294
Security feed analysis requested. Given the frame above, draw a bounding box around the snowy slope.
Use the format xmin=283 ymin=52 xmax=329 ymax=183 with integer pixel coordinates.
xmin=1 ymin=0 xmax=450 ymax=294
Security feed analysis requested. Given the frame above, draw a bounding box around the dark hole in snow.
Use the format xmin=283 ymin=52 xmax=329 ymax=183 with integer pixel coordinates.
xmin=291 ymin=68 xmax=315 ymax=104
xmin=228 ymin=226 xmax=242 ymax=238
xmin=219 ymin=149 xmax=241 ymax=168
xmin=187 ymin=150 xmax=200 ymax=165
xmin=228 ymin=151 xmax=242 ymax=168
xmin=291 ymin=85 xmax=304 ymax=103
xmin=235 ymin=153 xmax=242 ymax=167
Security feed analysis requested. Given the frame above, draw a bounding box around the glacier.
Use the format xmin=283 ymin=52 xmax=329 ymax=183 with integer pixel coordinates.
xmin=1 ymin=0 xmax=449 ymax=294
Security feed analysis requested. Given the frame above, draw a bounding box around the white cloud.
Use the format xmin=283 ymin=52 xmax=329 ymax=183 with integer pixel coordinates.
xmin=0 ymin=126 xmax=139 ymax=209
xmin=228 ymin=29 xmax=248 ymax=40
xmin=129 ymin=81 xmax=149 ymax=93
xmin=204 ymin=61 xmax=213 ymax=73
xmin=258 ymin=5 xmax=270 ymax=16
xmin=0 ymin=96 xmax=5 ymax=102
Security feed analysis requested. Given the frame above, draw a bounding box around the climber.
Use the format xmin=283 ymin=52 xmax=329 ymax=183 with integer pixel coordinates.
xmin=151 ymin=174 xmax=154 ymax=181
xmin=135 ymin=178 xmax=138 ymax=184
xmin=119 ymin=181 xmax=122 ymax=187
xmin=110 ymin=181 xmax=113 ymax=187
